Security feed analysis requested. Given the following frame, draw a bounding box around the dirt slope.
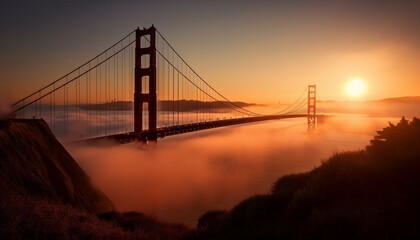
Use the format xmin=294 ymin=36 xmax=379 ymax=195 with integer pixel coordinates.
xmin=0 ymin=119 xmax=114 ymax=213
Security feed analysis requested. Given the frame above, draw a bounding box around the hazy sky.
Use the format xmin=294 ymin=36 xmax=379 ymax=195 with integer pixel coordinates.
xmin=1 ymin=0 xmax=420 ymax=104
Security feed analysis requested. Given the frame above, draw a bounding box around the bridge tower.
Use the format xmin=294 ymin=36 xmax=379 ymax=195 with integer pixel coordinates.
xmin=307 ymin=84 xmax=316 ymax=129
xmin=134 ymin=26 xmax=157 ymax=143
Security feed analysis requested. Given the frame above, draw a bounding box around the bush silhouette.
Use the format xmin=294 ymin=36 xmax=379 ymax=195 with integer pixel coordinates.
xmin=0 ymin=194 xmax=190 ymax=239
xmin=197 ymin=210 xmax=228 ymax=230
xmin=368 ymin=117 xmax=420 ymax=158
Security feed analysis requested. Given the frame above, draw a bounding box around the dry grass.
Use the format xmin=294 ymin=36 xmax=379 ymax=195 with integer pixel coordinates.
xmin=0 ymin=194 xmax=190 ymax=240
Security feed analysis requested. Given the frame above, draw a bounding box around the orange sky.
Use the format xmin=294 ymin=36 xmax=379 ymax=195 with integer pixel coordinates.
xmin=1 ymin=0 xmax=419 ymax=104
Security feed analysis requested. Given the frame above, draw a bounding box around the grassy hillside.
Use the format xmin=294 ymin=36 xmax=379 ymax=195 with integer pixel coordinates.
xmin=189 ymin=117 xmax=420 ymax=239
xmin=0 ymin=119 xmax=190 ymax=239
xmin=0 ymin=194 xmax=190 ymax=239
xmin=0 ymin=119 xmax=114 ymax=213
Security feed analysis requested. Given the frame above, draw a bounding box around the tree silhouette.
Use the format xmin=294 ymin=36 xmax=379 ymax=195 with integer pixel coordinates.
xmin=367 ymin=117 xmax=420 ymax=158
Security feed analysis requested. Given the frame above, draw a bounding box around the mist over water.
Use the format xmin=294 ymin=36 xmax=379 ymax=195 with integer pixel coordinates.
xmin=0 ymin=94 xmax=12 ymax=117
xmin=66 ymin=114 xmax=397 ymax=227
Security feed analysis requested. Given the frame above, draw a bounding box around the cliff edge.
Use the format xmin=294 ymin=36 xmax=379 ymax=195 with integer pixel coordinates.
xmin=0 ymin=119 xmax=114 ymax=213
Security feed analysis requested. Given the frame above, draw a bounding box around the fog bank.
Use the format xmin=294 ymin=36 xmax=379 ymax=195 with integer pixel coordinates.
xmin=67 ymin=116 xmax=393 ymax=226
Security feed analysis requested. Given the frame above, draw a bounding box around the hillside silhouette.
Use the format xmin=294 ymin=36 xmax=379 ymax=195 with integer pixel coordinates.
xmin=0 ymin=119 xmax=189 ymax=239
xmin=188 ymin=117 xmax=420 ymax=239
xmin=0 ymin=119 xmax=114 ymax=213
xmin=78 ymin=100 xmax=257 ymax=112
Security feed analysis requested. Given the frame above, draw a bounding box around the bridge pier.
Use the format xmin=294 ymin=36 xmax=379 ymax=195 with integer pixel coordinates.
xmin=134 ymin=26 xmax=158 ymax=146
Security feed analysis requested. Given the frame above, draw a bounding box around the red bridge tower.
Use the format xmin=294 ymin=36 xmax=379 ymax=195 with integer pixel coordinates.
xmin=308 ymin=84 xmax=316 ymax=129
xmin=134 ymin=26 xmax=157 ymax=143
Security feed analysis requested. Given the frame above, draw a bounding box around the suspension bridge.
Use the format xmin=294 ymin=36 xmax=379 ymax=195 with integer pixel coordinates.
xmin=11 ymin=26 xmax=324 ymax=146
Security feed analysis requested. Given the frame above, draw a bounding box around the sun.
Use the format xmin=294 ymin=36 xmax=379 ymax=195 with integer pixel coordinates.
xmin=347 ymin=79 xmax=365 ymax=96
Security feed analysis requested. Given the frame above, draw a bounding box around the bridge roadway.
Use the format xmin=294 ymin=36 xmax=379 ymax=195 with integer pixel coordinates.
xmin=80 ymin=114 xmax=326 ymax=144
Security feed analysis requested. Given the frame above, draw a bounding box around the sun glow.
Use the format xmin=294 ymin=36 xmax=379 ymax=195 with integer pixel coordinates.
xmin=347 ymin=79 xmax=365 ymax=96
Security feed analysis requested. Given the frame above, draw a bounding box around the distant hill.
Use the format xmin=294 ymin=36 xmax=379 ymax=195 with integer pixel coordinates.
xmin=320 ymin=96 xmax=420 ymax=104
xmin=373 ymin=96 xmax=420 ymax=104
xmin=80 ymin=101 xmax=133 ymax=111
xmin=79 ymin=100 xmax=258 ymax=112
xmin=158 ymin=100 xmax=258 ymax=112
xmin=0 ymin=119 xmax=114 ymax=213
xmin=318 ymin=96 xmax=420 ymax=117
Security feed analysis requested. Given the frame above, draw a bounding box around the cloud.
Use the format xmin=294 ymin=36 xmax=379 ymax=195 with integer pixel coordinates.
xmin=0 ymin=94 xmax=13 ymax=118
xmin=65 ymin=116 xmax=384 ymax=227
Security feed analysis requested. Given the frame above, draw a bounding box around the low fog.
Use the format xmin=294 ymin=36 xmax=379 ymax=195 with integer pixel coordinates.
xmin=66 ymin=116 xmax=394 ymax=227
xmin=0 ymin=94 xmax=12 ymax=118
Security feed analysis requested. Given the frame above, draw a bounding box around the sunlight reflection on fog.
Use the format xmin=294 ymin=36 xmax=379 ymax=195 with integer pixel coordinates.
xmin=66 ymin=114 xmax=398 ymax=227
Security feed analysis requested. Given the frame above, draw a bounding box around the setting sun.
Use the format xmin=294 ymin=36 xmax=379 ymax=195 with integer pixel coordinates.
xmin=347 ymin=79 xmax=365 ymax=96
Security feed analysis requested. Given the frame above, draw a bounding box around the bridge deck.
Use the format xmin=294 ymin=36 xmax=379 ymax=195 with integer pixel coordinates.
xmin=77 ymin=114 xmax=326 ymax=144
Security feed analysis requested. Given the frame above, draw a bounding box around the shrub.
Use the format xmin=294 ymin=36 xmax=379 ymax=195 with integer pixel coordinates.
xmin=0 ymin=194 xmax=190 ymax=240
xmin=197 ymin=210 xmax=228 ymax=229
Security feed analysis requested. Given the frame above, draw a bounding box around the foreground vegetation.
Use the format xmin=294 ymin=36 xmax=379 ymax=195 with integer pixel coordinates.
xmin=190 ymin=117 xmax=420 ymax=239
xmin=0 ymin=194 xmax=190 ymax=239
xmin=1 ymin=117 xmax=419 ymax=239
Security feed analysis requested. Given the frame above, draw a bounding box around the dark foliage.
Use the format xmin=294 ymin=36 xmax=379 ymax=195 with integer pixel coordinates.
xmin=0 ymin=194 xmax=191 ymax=240
xmin=190 ymin=117 xmax=420 ymax=240
xmin=368 ymin=117 xmax=420 ymax=160
xmin=197 ymin=210 xmax=228 ymax=230
xmin=98 ymin=211 xmax=190 ymax=239
xmin=0 ymin=194 xmax=128 ymax=240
